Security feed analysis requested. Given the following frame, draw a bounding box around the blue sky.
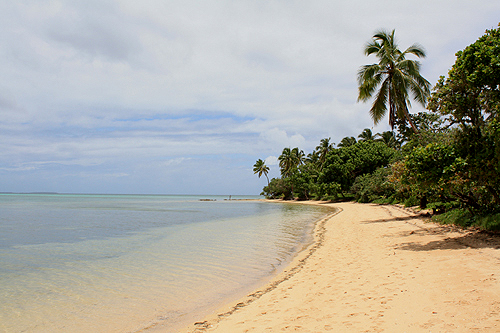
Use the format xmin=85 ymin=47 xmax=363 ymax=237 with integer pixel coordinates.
xmin=1 ymin=0 xmax=499 ymax=195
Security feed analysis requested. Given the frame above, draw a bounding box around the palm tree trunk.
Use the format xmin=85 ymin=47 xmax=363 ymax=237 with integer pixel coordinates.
xmin=402 ymin=105 xmax=419 ymax=134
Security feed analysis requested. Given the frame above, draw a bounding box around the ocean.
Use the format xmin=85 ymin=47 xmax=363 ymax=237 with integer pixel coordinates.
xmin=0 ymin=194 xmax=333 ymax=332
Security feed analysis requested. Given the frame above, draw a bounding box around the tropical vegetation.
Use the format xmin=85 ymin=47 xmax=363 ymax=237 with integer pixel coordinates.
xmin=253 ymin=24 xmax=500 ymax=230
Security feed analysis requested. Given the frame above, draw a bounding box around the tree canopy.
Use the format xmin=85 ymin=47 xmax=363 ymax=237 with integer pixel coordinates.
xmin=423 ymin=23 xmax=500 ymax=213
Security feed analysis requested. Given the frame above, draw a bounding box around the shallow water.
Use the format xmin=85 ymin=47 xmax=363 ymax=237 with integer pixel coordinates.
xmin=0 ymin=194 xmax=333 ymax=332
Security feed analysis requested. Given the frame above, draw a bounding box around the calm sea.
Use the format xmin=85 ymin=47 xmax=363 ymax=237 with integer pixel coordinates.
xmin=0 ymin=194 xmax=333 ymax=332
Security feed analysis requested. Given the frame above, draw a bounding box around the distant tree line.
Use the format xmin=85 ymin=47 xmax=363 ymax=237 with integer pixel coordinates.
xmin=254 ymin=24 xmax=500 ymax=230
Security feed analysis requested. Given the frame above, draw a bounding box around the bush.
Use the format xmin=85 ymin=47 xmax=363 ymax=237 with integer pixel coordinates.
xmin=351 ymin=167 xmax=395 ymax=203
xmin=432 ymin=208 xmax=473 ymax=228
xmin=433 ymin=209 xmax=500 ymax=231
xmin=475 ymin=214 xmax=500 ymax=231
xmin=262 ymin=178 xmax=293 ymax=199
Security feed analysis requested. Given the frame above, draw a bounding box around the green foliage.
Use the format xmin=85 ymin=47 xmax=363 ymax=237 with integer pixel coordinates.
xmin=262 ymin=178 xmax=293 ymax=200
xmin=351 ymin=167 xmax=395 ymax=203
xmin=338 ymin=136 xmax=357 ymax=147
xmin=427 ymin=24 xmax=500 ymax=128
xmin=475 ymin=214 xmax=500 ymax=231
xmin=314 ymin=138 xmax=335 ymax=168
xmin=320 ymin=141 xmax=395 ymax=194
xmin=258 ymin=133 xmax=396 ymax=201
xmin=278 ymin=147 xmax=304 ymax=178
xmin=291 ymin=162 xmax=319 ymax=200
xmin=432 ymin=208 xmax=473 ymax=228
xmin=395 ymin=111 xmax=452 ymax=151
xmin=358 ymin=128 xmax=375 ymax=142
xmin=401 ymin=142 xmax=481 ymax=210
xmin=375 ymin=131 xmax=400 ymax=149
xmin=423 ymin=24 xmax=500 ymax=214
xmin=314 ymin=182 xmax=342 ymax=201
xmin=433 ymin=209 xmax=500 ymax=231
xmin=403 ymin=196 xmax=420 ymax=208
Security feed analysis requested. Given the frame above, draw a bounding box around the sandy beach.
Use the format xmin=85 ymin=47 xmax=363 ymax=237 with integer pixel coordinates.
xmin=181 ymin=201 xmax=500 ymax=332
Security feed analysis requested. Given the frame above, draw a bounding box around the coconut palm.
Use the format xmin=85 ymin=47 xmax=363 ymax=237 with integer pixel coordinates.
xmin=315 ymin=138 xmax=335 ymax=168
xmin=357 ymin=29 xmax=431 ymax=133
xmin=253 ymin=159 xmax=270 ymax=187
xmin=278 ymin=147 xmax=304 ymax=178
xmin=375 ymin=131 xmax=399 ymax=149
xmin=306 ymin=151 xmax=320 ymax=165
xmin=358 ymin=128 xmax=375 ymax=142
xmin=338 ymin=136 xmax=357 ymax=148
xmin=293 ymin=147 xmax=305 ymax=165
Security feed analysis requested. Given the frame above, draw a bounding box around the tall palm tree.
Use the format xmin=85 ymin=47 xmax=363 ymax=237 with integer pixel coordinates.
xmin=358 ymin=128 xmax=375 ymax=142
xmin=253 ymin=159 xmax=270 ymax=187
xmin=278 ymin=147 xmax=304 ymax=178
xmin=315 ymin=138 xmax=334 ymax=168
xmin=338 ymin=136 xmax=357 ymax=148
xmin=357 ymin=29 xmax=431 ymax=133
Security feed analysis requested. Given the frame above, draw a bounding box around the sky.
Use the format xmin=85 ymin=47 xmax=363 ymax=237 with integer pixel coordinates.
xmin=0 ymin=0 xmax=499 ymax=195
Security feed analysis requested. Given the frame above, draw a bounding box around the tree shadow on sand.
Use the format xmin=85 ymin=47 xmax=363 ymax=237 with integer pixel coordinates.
xmin=397 ymin=231 xmax=500 ymax=252
xmin=357 ymin=206 xmax=500 ymax=252
xmin=360 ymin=215 xmax=428 ymax=224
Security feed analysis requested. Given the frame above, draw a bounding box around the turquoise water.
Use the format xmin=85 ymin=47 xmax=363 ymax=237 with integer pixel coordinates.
xmin=0 ymin=194 xmax=333 ymax=332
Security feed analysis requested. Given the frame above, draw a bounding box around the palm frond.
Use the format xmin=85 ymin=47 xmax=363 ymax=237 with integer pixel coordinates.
xmin=370 ymin=79 xmax=389 ymax=124
xmin=398 ymin=59 xmax=421 ymax=74
xmin=358 ymin=65 xmax=385 ymax=101
xmin=364 ymin=41 xmax=381 ymax=56
xmin=404 ymin=43 xmax=427 ymax=58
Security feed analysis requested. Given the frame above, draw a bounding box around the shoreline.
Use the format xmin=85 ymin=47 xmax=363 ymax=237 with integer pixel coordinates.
xmin=182 ymin=200 xmax=341 ymax=332
xmin=180 ymin=201 xmax=500 ymax=332
xmin=138 ymin=199 xmax=335 ymax=333
xmin=177 ymin=200 xmax=341 ymax=332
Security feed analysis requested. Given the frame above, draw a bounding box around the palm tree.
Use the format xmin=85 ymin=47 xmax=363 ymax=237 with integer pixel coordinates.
xmin=357 ymin=29 xmax=431 ymax=133
xmin=375 ymin=131 xmax=399 ymax=149
xmin=315 ymin=138 xmax=334 ymax=168
xmin=338 ymin=136 xmax=357 ymax=148
xmin=278 ymin=147 xmax=304 ymax=178
xmin=293 ymin=147 xmax=305 ymax=165
xmin=358 ymin=128 xmax=375 ymax=142
xmin=253 ymin=159 xmax=270 ymax=187
xmin=306 ymin=151 xmax=320 ymax=165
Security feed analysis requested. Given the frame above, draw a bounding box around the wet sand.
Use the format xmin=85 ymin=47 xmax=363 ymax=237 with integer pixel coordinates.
xmin=181 ymin=201 xmax=500 ymax=332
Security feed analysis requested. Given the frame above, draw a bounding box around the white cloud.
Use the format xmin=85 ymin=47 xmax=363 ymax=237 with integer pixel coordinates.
xmin=259 ymin=128 xmax=307 ymax=152
xmin=265 ymin=156 xmax=278 ymax=166
xmin=0 ymin=0 xmax=499 ymax=194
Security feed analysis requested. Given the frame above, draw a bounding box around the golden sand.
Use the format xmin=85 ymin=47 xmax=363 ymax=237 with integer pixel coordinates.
xmin=181 ymin=201 xmax=500 ymax=332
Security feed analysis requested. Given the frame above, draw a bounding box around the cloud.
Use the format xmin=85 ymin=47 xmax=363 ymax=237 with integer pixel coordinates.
xmin=260 ymin=128 xmax=306 ymax=151
xmin=265 ymin=156 xmax=278 ymax=166
xmin=0 ymin=0 xmax=499 ymax=194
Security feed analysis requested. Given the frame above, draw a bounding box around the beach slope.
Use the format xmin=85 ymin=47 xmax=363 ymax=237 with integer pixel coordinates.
xmin=183 ymin=201 xmax=500 ymax=332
